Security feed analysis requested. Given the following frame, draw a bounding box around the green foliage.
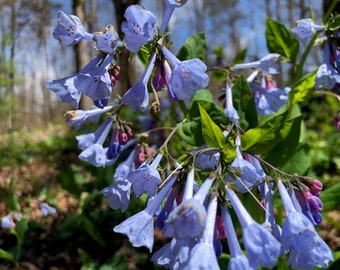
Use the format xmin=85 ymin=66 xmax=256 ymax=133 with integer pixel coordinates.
xmin=176 ymin=32 xmax=206 ymax=61
xmin=265 ymin=17 xmax=299 ymax=63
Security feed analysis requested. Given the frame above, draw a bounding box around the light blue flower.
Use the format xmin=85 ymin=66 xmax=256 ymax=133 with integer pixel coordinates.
xmin=277 ymin=180 xmax=333 ymax=269
xmin=226 ymin=187 xmax=281 ymax=269
xmin=64 ymin=105 xmax=113 ymax=130
xmin=224 ymin=82 xmax=239 ymax=124
xmin=221 ymin=206 xmax=253 ymax=270
xmin=45 ymin=76 xmax=81 ymax=108
xmin=113 ymin=149 xmax=136 ymax=181
xmin=233 ymin=54 xmax=281 ymax=74
xmin=292 ymin=18 xmax=324 ymax=40
xmin=39 ymin=202 xmax=57 ymax=216
xmin=1 ymin=212 xmax=22 ymax=229
xmin=127 ymin=152 xmax=163 ymax=197
xmin=121 ymin=5 xmax=156 ymax=53
xmin=182 ymin=196 xmax=220 ymax=270
xmin=160 ymin=0 xmax=188 ymax=33
xmin=93 ymin=24 xmax=120 ymax=54
xmin=121 ymin=54 xmax=156 ymax=111
xmin=52 ymin=11 xmax=93 ymax=46
xmin=162 ymin=46 xmax=209 ymax=100
xmin=101 ymin=179 xmax=132 ymax=212
xmin=113 ymin=174 xmax=177 ymax=252
xmin=191 ymin=146 xmax=220 ymax=170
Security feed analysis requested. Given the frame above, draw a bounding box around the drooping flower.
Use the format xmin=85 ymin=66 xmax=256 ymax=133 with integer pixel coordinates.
xmin=93 ymin=24 xmax=120 ymax=54
xmin=113 ymin=174 xmax=177 ymax=252
xmin=64 ymin=105 xmax=113 ymax=130
xmin=226 ymin=187 xmax=281 ymax=269
xmin=277 ymin=180 xmax=333 ymax=269
xmin=191 ymin=146 xmax=220 ymax=170
xmin=121 ymin=5 xmax=157 ymax=53
xmin=233 ymin=54 xmax=281 ymax=74
xmin=161 ymin=46 xmax=209 ymax=100
xmin=152 ymin=58 xmax=171 ymax=91
xmin=52 ymin=11 xmax=93 ymax=46
xmin=220 ymin=206 xmax=253 ymax=270
xmin=181 ymin=195 xmax=220 ymax=270
xmin=1 ymin=213 xmax=22 ymax=229
xmin=163 ymin=172 xmax=215 ymax=239
xmin=249 ymin=76 xmax=290 ymax=116
xmin=39 ymin=202 xmax=57 ymax=216
xmin=101 ymin=179 xmax=132 ymax=212
xmin=127 ymin=152 xmax=163 ymax=197
xmin=160 ymin=0 xmax=188 ymax=34
xmin=121 ymin=54 xmax=156 ymax=111
xmin=224 ymin=82 xmax=239 ymax=124
xmin=225 ymin=137 xmax=264 ymax=192
xmin=292 ymin=18 xmax=324 ymax=40
xmin=113 ymin=149 xmax=136 ymax=181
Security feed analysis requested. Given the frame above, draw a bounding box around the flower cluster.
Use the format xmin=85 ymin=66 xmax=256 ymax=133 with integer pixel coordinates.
xmin=43 ymin=2 xmax=338 ymax=270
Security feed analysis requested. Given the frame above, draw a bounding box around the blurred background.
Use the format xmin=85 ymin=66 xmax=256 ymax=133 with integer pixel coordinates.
xmin=0 ymin=0 xmax=339 ymax=269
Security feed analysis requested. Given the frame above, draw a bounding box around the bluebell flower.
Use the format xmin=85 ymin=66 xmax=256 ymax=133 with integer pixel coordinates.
xmin=52 ymin=11 xmax=93 ymax=46
xmin=39 ymin=202 xmax=57 ymax=216
xmin=101 ymin=179 xmax=132 ymax=212
xmin=156 ymin=185 xmax=178 ymax=230
xmin=315 ymin=42 xmax=340 ymax=90
xmin=221 ymin=206 xmax=253 ymax=270
xmin=233 ymin=54 xmax=281 ymax=74
xmin=249 ymin=79 xmax=290 ymax=116
xmin=93 ymin=24 xmax=120 ymax=54
xmin=163 ymin=172 xmax=215 ymax=239
xmin=75 ymin=54 xmax=113 ymax=106
xmin=121 ymin=54 xmax=156 ymax=111
xmin=224 ymin=82 xmax=239 ymax=124
xmin=277 ymin=180 xmax=333 ymax=269
xmin=225 ymin=137 xmax=264 ymax=192
xmin=127 ymin=152 xmax=163 ymax=197
xmin=161 ymin=46 xmax=209 ymax=100
xmin=152 ymin=58 xmax=171 ymax=91
xmin=191 ymin=146 xmax=220 ymax=170
xmin=64 ymin=105 xmax=113 ymax=131
xmin=292 ymin=18 xmax=324 ymax=40
xmin=113 ymin=149 xmax=136 ymax=181
xmin=181 ymin=196 xmax=220 ymax=270
xmin=45 ymin=75 xmax=81 ymax=108
xmin=121 ymin=5 xmax=156 ymax=53
xmin=151 ymin=237 xmax=197 ymax=269
xmin=226 ymin=187 xmax=281 ymax=269
xmin=1 ymin=212 xmax=22 ymax=229
xmin=113 ymin=174 xmax=177 ymax=252
xmin=160 ymin=0 xmax=188 ymax=33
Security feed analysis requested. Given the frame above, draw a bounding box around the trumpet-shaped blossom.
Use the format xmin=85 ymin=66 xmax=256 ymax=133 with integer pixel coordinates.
xmin=161 ymin=46 xmax=209 ymax=100
xmin=113 ymin=174 xmax=177 ymax=252
xmin=64 ymin=105 xmax=113 ymax=130
xmin=221 ymin=206 xmax=253 ymax=270
xmin=225 ymin=137 xmax=264 ymax=192
xmin=160 ymin=0 xmax=188 ymax=34
xmin=277 ymin=180 xmax=333 ymax=269
xmin=249 ymin=79 xmax=290 ymax=116
xmin=39 ymin=202 xmax=57 ymax=216
xmin=93 ymin=24 xmax=120 ymax=54
xmin=121 ymin=54 xmax=156 ymax=111
xmin=315 ymin=41 xmax=340 ymax=90
xmin=224 ymin=82 xmax=239 ymax=124
xmin=226 ymin=187 xmax=281 ymax=269
xmin=52 ymin=11 xmax=93 ymax=46
xmin=113 ymin=149 xmax=136 ymax=181
xmin=127 ymin=152 xmax=163 ymax=197
xmin=191 ymin=146 xmax=220 ymax=170
xmin=292 ymin=18 xmax=324 ymax=40
xmin=101 ymin=179 xmax=132 ymax=212
xmin=182 ymin=196 xmax=220 ymax=270
xmin=46 ymin=54 xmax=113 ymax=108
xmin=156 ymin=185 xmax=178 ymax=230
xmin=233 ymin=54 xmax=281 ymax=74
xmin=1 ymin=212 xmax=22 ymax=229
xmin=163 ymin=172 xmax=215 ymax=239
xmin=121 ymin=5 xmax=156 ymax=52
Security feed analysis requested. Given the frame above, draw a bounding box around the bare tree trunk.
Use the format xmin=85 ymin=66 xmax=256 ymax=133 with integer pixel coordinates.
xmin=8 ymin=0 xmax=16 ymax=131
xmin=73 ymin=0 xmax=92 ymax=109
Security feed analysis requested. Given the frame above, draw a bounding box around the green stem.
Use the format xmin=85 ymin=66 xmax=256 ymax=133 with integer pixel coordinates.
xmin=178 ymin=100 xmax=188 ymax=116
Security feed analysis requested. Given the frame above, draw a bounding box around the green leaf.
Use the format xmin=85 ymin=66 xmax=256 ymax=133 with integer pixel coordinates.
xmin=326 ymin=14 xmax=340 ymax=31
xmin=177 ymin=32 xmax=206 ymax=61
xmin=232 ymin=48 xmax=247 ymax=64
xmin=191 ymin=89 xmax=214 ymax=103
xmin=0 ymin=249 xmax=15 ymax=263
xmin=241 ymin=106 xmax=288 ymax=155
xmin=232 ymin=73 xmax=258 ymax=130
xmin=14 ymin=218 xmax=29 ymax=248
xmin=199 ymin=103 xmax=226 ymax=148
xmin=82 ymin=216 xmax=105 ymax=246
xmin=177 ymin=120 xmax=204 ymax=146
xmin=265 ymin=18 xmax=299 ymax=62
xmin=289 ymin=70 xmax=316 ymax=105
xmin=280 ymin=143 xmax=311 ymax=174
xmin=321 ymin=182 xmax=340 ymax=211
